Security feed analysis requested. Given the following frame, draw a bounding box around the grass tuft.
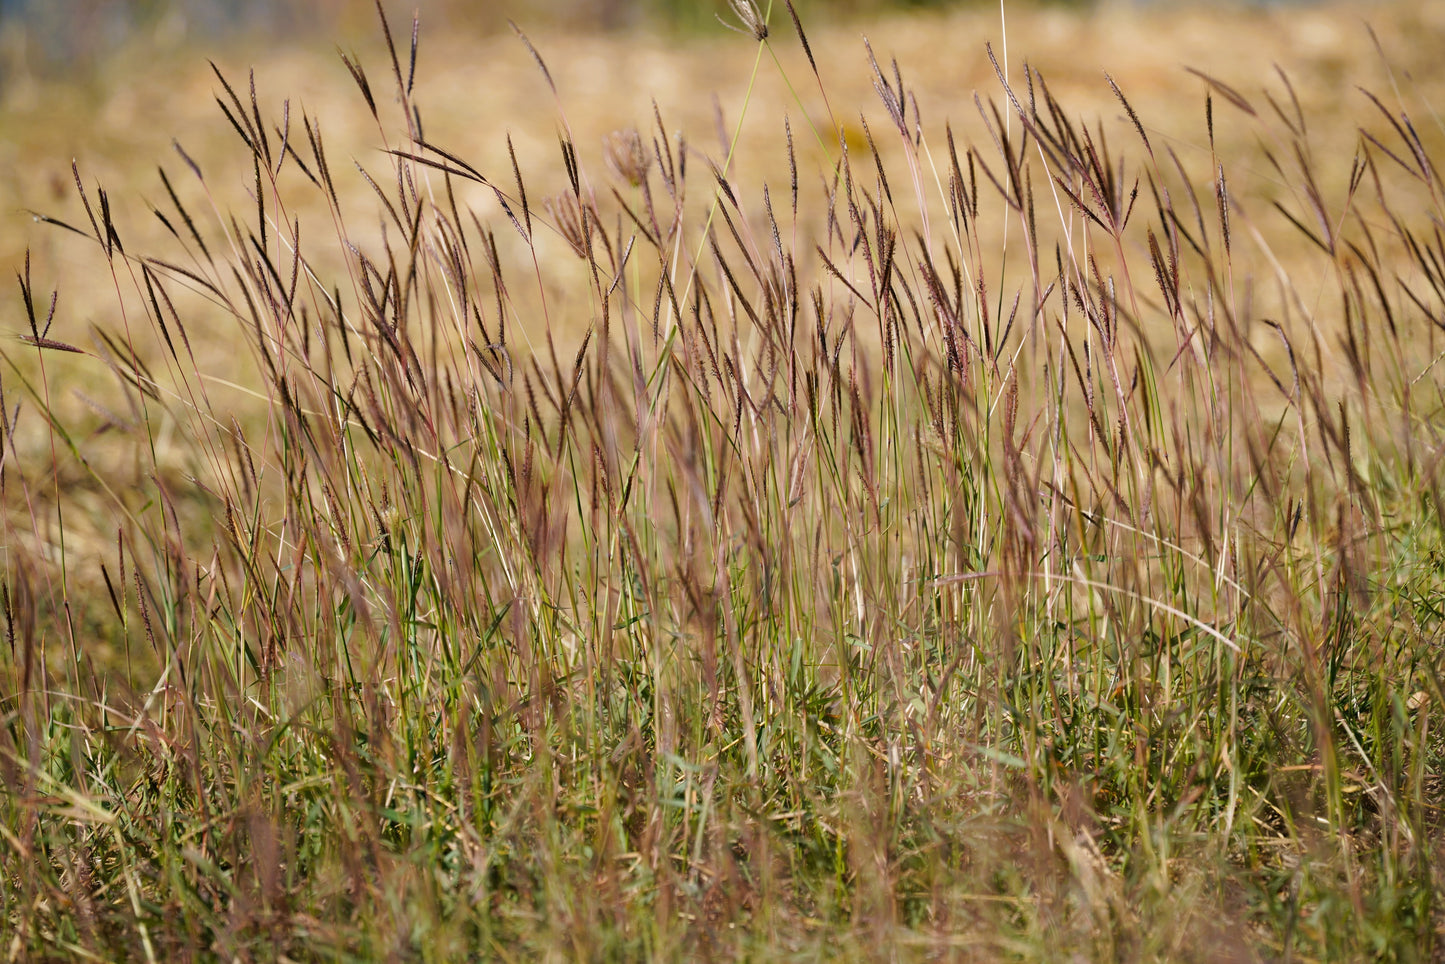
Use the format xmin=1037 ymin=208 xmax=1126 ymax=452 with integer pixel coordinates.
xmin=2 ymin=3 xmax=1444 ymax=960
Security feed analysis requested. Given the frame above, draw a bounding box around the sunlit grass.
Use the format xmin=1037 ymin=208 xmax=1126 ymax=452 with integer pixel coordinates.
xmin=2 ymin=1 xmax=1443 ymax=959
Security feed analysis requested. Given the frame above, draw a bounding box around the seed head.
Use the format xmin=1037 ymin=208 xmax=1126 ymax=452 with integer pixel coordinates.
xmin=603 ymin=128 xmax=651 ymax=188
xmin=544 ymin=192 xmax=594 ymax=259
xmin=721 ymin=0 xmax=768 ymax=42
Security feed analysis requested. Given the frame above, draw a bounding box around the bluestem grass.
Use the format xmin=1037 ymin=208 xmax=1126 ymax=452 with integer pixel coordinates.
xmin=1 ymin=3 xmax=1443 ymax=961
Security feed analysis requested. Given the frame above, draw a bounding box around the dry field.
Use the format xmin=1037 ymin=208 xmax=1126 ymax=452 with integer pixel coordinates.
xmin=1 ymin=1 xmax=1437 ymax=595
xmin=3 ymin=1 xmax=1435 ymax=324
xmin=3 ymin=0 xmax=1445 ymax=958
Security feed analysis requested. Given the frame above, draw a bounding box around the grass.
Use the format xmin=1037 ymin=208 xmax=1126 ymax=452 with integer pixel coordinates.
xmin=2 ymin=0 xmax=1444 ymax=959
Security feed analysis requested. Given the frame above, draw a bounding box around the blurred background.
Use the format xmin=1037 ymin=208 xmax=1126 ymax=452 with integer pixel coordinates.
xmin=0 ymin=0 xmax=1408 ymax=306
xmin=0 ymin=0 xmax=1331 ymax=85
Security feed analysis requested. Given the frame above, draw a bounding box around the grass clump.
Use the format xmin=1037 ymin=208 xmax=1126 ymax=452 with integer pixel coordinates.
xmin=2 ymin=1 xmax=1443 ymax=959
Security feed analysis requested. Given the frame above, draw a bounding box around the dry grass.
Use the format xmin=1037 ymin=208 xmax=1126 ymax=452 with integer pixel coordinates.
xmin=2 ymin=0 xmax=1444 ymax=959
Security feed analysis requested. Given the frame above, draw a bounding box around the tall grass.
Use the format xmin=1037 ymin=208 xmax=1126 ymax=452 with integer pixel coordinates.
xmin=2 ymin=1 xmax=1442 ymax=959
